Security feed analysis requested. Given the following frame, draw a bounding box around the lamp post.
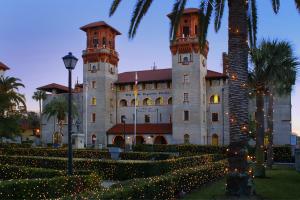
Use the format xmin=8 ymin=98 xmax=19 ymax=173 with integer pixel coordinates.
xmin=121 ymin=115 xmax=126 ymax=151
xmin=62 ymin=52 xmax=78 ymax=175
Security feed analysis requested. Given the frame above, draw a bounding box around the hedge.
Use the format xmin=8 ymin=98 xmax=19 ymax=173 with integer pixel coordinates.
xmin=0 ymin=154 xmax=222 ymax=180
xmin=0 ymin=148 xmax=174 ymax=160
xmin=133 ymin=144 xmax=226 ymax=155
xmin=0 ymin=174 xmax=100 ymax=199
xmin=0 ymin=164 xmax=64 ymax=180
xmin=68 ymin=160 xmax=228 ymax=199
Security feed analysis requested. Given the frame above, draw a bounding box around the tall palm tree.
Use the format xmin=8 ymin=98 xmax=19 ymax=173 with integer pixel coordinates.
xmin=0 ymin=76 xmax=26 ymax=140
xmin=249 ymin=39 xmax=299 ymax=176
xmin=32 ymin=90 xmax=47 ymax=141
xmin=43 ymin=96 xmax=78 ymax=143
xmin=108 ymin=0 xmax=300 ymax=195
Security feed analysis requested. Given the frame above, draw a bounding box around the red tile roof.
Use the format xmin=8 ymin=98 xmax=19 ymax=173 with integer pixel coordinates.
xmin=117 ymin=68 xmax=226 ymax=84
xmin=167 ymin=8 xmax=200 ymax=18
xmin=107 ymin=123 xmax=172 ymax=135
xmin=37 ymin=83 xmax=70 ymax=93
xmin=80 ymin=21 xmax=121 ymax=35
xmin=0 ymin=61 xmax=10 ymax=71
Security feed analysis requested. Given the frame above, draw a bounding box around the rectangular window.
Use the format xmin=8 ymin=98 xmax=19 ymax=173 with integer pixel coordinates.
xmin=184 ymin=93 xmax=189 ymax=103
xmin=142 ymin=83 xmax=146 ymax=90
xmin=120 ymin=85 xmax=125 ymax=91
xmin=183 ymin=74 xmax=189 ymax=83
xmin=110 ymin=98 xmax=114 ymax=108
xmin=91 ymin=97 xmax=96 ymax=105
xmin=167 ymin=82 xmax=172 ymax=89
xmin=183 ymin=26 xmax=190 ymax=37
xmin=92 ymin=81 xmax=96 ymax=89
xmin=212 ymin=113 xmax=219 ymax=122
xmin=160 ymin=113 xmax=162 ymax=122
xmin=145 ymin=115 xmax=150 ymax=123
xmin=184 ymin=110 xmax=189 ymax=121
xmin=91 ymin=113 xmax=96 ymax=123
xmin=154 ymin=82 xmax=158 ymax=89
xmin=121 ymin=115 xmax=126 ymax=123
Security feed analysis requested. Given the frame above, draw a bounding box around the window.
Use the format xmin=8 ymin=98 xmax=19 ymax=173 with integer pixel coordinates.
xmin=212 ymin=113 xmax=219 ymax=122
xmin=183 ymin=26 xmax=190 ymax=37
xmin=120 ymin=99 xmax=127 ymax=107
xmin=130 ymin=84 xmax=134 ymax=91
xmin=195 ymin=25 xmax=198 ymax=35
xmin=91 ymin=113 xmax=96 ymax=123
xmin=167 ymin=82 xmax=172 ymax=89
xmin=154 ymin=82 xmax=158 ymax=89
xmin=119 ymin=85 xmax=125 ymax=91
xmin=184 ymin=110 xmax=189 ymax=121
xmin=210 ymin=94 xmax=220 ymax=104
xmin=142 ymin=83 xmax=146 ymax=90
xmin=145 ymin=115 xmax=150 ymax=123
xmin=102 ymin=37 xmax=107 ymax=46
xmin=110 ymin=83 xmax=114 ymax=91
xmin=184 ymin=93 xmax=189 ymax=103
xmin=91 ymin=97 xmax=96 ymax=105
xmin=121 ymin=115 xmax=126 ymax=123
xmin=212 ymin=134 xmax=219 ymax=146
xmin=155 ymin=97 xmax=163 ymax=105
xmin=93 ymin=37 xmax=98 ymax=48
xmin=143 ymin=98 xmax=153 ymax=106
xmin=183 ymin=57 xmax=189 ymax=65
xmin=168 ymin=97 xmax=172 ymax=105
xmin=92 ymin=81 xmax=96 ymax=89
xmin=131 ymin=99 xmax=137 ymax=106
xmin=110 ymin=98 xmax=114 ymax=108
xmin=184 ymin=134 xmax=190 ymax=144
xmin=183 ymin=74 xmax=189 ymax=83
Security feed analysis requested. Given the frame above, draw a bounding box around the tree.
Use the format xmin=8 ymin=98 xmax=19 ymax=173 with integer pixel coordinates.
xmin=0 ymin=76 xmax=26 ymax=141
xmin=249 ymin=39 xmax=299 ymax=176
xmin=32 ymin=90 xmax=47 ymax=140
xmin=108 ymin=0 xmax=300 ymax=195
xmin=43 ymin=96 xmax=78 ymax=143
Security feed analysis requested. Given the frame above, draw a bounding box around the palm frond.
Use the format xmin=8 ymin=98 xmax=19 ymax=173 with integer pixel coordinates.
xmin=271 ymin=0 xmax=280 ymax=14
xmin=129 ymin=0 xmax=154 ymax=39
xmin=214 ymin=0 xmax=225 ymax=32
xmin=247 ymin=0 xmax=257 ymax=49
xmin=169 ymin=0 xmax=187 ymax=41
xmin=199 ymin=0 xmax=213 ymax=51
xmin=109 ymin=0 xmax=122 ymax=17
xmin=295 ymin=0 xmax=300 ymax=13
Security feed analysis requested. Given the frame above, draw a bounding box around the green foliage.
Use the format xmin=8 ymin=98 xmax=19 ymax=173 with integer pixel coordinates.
xmin=0 ymin=174 xmax=101 ymax=199
xmin=0 ymin=148 xmax=175 ymax=160
xmin=0 ymin=142 xmax=32 ymax=148
xmin=0 ymin=154 xmax=221 ymax=180
xmin=0 ymin=164 xmax=64 ymax=180
xmin=133 ymin=144 xmax=226 ymax=155
xmin=72 ymin=160 xmax=228 ymax=199
xmin=248 ymin=145 xmax=293 ymax=163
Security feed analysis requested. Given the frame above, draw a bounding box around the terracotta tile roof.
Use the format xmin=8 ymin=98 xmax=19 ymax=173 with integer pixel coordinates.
xmin=107 ymin=123 xmax=172 ymax=135
xmin=116 ymin=68 xmax=226 ymax=84
xmin=80 ymin=21 xmax=121 ymax=35
xmin=37 ymin=83 xmax=70 ymax=93
xmin=167 ymin=8 xmax=200 ymax=18
xmin=0 ymin=61 xmax=10 ymax=71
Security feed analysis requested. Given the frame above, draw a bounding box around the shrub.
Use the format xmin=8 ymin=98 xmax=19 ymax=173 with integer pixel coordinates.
xmin=247 ymin=145 xmax=293 ymax=163
xmin=0 ymin=143 xmax=32 ymax=148
xmin=0 ymin=148 xmax=174 ymax=160
xmin=0 ymin=154 xmax=221 ymax=180
xmin=72 ymin=160 xmax=228 ymax=200
xmin=133 ymin=144 xmax=226 ymax=155
xmin=0 ymin=174 xmax=100 ymax=199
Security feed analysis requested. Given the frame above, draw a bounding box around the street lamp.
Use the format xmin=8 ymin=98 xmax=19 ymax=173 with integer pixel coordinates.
xmin=121 ymin=115 xmax=126 ymax=151
xmin=62 ymin=52 xmax=78 ymax=175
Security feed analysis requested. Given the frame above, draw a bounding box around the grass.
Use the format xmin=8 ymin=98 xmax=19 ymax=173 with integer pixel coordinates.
xmin=183 ymin=165 xmax=300 ymax=200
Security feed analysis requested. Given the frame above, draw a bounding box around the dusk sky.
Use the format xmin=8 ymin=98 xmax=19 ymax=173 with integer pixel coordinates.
xmin=0 ymin=0 xmax=299 ymax=135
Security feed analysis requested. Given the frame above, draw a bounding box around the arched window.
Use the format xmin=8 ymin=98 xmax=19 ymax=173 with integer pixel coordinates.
xmin=154 ymin=136 xmax=168 ymax=144
xmin=143 ymin=98 xmax=153 ymax=106
xmin=155 ymin=97 xmax=163 ymax=105
xmin=113 ymin=136 xmax=125 ymax=147
xmin=210 ymin=94 xmax=220 ymax=104
xmin=91 ymin=97 xmax=96 ymax=105
xmin=119 ymin=99 xmax=127 ymax=107
xmin=168 ymin=97 xmax=172 ymax=105
xmin=136 ymin=136 xmax=145 ymax=145
xmin=184 ymin=134 xmax=190 ymax=144
xmin=212 ymin=134 xmax=219 ymax=146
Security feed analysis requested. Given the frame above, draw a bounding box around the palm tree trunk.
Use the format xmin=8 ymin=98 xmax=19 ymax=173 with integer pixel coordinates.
xmin=226 ymin=0 xmax=253 ymax=195
xmin=266 ymin=91 xmax=274 ymax=169
xmin=255 ymin=89 xmax=266 ymax=177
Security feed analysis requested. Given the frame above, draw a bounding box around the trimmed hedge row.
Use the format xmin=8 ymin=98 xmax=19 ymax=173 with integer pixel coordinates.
xmin=0 ymin=154 xmax=222 ymax=180
xmin=69 ymin=160 xmax=228 ymax=199
xmin=0 ymin=164 xmax=64 ymax=180
xmin=0 ymin=148 xmax=174 ymax=160
xmin=133 ymin=144 xmax=226 ymax=155
xmin=0 ymin=174 xmax=100 ymax=199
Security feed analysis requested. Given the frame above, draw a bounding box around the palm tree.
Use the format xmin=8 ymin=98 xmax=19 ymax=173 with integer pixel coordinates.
xmin=249 ymin=39 xmax=299 ymax=176
xmin=0 ymin=76 xmax=26 ymax=141
xmin=32 ymin=90 xmax=47 ymax=141
xmin=108 ymin=0 xmax=300 ymax=195
xmin=43 ymin=96 xmax=77 ymax=144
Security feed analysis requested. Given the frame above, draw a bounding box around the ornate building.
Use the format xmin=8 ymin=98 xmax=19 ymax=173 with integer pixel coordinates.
xmin=38 ymin=9 xmax=292 ymax=147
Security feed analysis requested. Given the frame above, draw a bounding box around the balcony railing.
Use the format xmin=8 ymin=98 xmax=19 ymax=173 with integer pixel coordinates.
xmin=82 ymin=47 xmax=119 ymax=57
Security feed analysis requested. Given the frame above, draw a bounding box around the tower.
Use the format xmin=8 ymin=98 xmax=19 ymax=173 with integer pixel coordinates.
xmin=81 ymin=21 xmax=121 ymax=147
xmin=169 ymin=8 xmax=209 ymax=144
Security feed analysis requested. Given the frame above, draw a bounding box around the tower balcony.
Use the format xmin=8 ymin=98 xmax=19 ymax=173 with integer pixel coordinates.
xmin=82 ymin=47 xmax=119 ymax=57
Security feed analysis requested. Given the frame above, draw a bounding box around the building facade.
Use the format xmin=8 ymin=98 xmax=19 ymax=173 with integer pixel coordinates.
xmin=38 ymin=9 xmax=292 ymax=147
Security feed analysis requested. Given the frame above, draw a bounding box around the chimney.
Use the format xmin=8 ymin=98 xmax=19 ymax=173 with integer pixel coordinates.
xmin=222 ymin=52 xmax=229 ymax=75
